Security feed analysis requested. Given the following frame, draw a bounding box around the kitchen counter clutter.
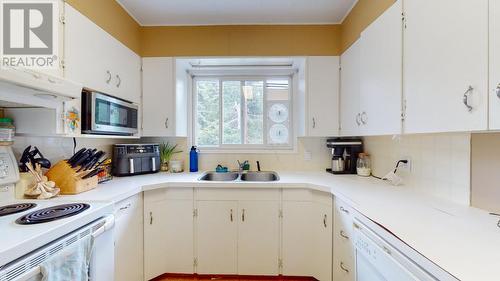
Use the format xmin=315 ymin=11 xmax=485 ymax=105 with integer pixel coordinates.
xmin=52 ymin=171 xmax=500 ymax=281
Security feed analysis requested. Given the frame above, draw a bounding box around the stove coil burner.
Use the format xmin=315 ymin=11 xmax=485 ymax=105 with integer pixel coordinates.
xmin=0 ymin=203 xmax=37 ymax=217
xmin=16 ymin=203 xmax=90 ymax=225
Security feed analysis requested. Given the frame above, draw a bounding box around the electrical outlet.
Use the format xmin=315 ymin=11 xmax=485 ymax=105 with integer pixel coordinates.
xmin=399 ymin=157 xmax=412 ymax=172
xmin=304 ymin=151 xmax=312 ymax=161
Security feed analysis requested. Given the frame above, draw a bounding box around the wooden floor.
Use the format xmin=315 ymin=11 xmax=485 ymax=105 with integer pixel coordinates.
xmin=155 ymin=274 xmax=316 ymax=281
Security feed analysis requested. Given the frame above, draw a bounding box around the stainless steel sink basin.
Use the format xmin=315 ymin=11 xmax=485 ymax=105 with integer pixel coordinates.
xmin=199 ymin=172 xmax=239 ymax=181
xmin=240 ymin=171 xmax=279 ymax=182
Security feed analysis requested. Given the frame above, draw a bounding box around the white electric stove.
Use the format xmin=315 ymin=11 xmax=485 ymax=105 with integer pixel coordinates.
xmin=0 ymin=146 xmax=115 ymax=281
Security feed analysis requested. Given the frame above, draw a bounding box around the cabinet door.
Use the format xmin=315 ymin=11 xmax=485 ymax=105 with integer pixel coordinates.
xmin=144 ymin=199 xmax=194 ymax=279
xmin=312 ymin=203 xmax=333 ymax=281
xmin=111 ymin=45 xmax=141 ymax=103
xmin=144 ymin=199 xmax=168 ymax=280
xmin=307 ymin=56 xmax=340 ymax=137
xmin=281 ymin=201 xmax=313 ymax=277
xmin=114 ymin=195 xmax=143 ymax=281
xmin=340 ymin=39 xmax=361 ymax=137
xmin=196 ymin=201 xmax=238 ymax=274
xmin=359 ymin=0 xmax=402 ymax=136
xmin=490 ymin=0 xmax=500 ymax=129
xmin=404 ymin=0 xmax=488 ymax=133
xmin=64 ymin=4 xmax=112 ymax=95
xmin=237 ymin=201 xmax=280 ymax=275
xmin=142 ymin=57 xmax=176 ymax=136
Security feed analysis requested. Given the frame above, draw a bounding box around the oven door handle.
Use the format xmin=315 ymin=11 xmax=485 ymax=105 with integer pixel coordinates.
xmin=91 ymin=215 xmax=115 ymax=239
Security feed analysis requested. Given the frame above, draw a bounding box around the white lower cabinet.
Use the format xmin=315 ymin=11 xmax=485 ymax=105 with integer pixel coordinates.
xmin=237 ymin=201 xmax=280 ymax=275
xmin=196 ymin=200 xmax=238 ymax=274
xmin=333 ymin=198 xmax=356 ymax=281
xmin=144 ymin=189 xmax=194 ymax=280
xmin=143 ymin=188 xmax=332 ymax=280
xmin=114 ymin=194 xmax=144 ymax=281
xmin=282 ymin=189 xmax=333 ymax=281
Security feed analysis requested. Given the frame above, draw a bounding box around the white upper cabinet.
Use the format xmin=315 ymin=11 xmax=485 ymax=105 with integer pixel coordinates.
xmin=359 ymin=0 xmax=403 ymax=136
xmin=403 ymin=0 xmax=488 ymax=133
xmin=64 ymin=3 xmax=141 ymax=104
xmin=142 ymin=57 xmax=176 ymax=136
xmin=306 ymin=56 xmax=340 ymax=137
xmin=340 ymin=39 xmax=361 ymax=136
xmin=490 ymin=0 xmax=500 ymax=130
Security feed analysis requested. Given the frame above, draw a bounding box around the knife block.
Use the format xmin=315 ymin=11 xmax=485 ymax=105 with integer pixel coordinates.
xmin=46 ymin=160 xmax=98 ymax=194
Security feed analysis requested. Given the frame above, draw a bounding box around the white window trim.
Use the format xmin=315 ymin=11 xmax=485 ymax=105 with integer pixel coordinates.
xmin=191 ymin=75 xmax=296 ymax=153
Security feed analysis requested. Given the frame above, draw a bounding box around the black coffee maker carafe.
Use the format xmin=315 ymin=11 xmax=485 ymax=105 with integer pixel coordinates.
xmin=326 ymin=138 xmax=363 ymax=174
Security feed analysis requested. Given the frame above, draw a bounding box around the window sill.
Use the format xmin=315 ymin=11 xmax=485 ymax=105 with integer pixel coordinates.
xmin=197 ymin=148 xmax=297 ymax=154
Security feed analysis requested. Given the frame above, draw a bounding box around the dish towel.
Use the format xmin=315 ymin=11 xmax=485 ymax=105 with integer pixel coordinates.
xmin=40 ymin=235 xmax=94 ymax=281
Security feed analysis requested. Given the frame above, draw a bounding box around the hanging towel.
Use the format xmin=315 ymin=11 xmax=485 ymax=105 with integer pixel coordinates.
xmin=40 ymin=235 xmax=94 ymax=281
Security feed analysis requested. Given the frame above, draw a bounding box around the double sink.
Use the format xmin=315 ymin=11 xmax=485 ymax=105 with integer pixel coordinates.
xmin=199 ymin=171 xmax=279 ymax=182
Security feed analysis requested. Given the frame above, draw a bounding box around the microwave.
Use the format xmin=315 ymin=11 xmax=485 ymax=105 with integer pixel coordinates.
xmin=81 ymin=90 xmax=138 ymax=136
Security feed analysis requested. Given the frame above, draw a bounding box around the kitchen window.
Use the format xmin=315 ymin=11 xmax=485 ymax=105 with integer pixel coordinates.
xmin=193 ymin=77 xmax=292 ymax=151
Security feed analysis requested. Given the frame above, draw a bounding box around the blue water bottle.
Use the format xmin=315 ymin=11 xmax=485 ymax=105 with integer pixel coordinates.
xmin=189 ymin=146 xmax=198 ymax=172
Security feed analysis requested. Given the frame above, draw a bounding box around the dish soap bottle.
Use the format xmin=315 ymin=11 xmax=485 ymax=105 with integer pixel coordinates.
xmin=189 ymin=146 xmax=199 ymax=172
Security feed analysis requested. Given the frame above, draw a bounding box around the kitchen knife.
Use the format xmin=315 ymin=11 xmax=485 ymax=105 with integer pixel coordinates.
xmin=72 ymin=150 xmax=92 ymax=168
xmin=81 ymin=151 xmax=105 ymax=171
xmin=81 ymin=168 xmax=102 ymax=179
xmin=68 ymin=148 xmax=86 ymax=166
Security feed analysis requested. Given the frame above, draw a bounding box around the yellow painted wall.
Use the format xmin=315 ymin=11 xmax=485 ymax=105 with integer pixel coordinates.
xmin=340 ymin=0 xmax=395 ymax=52
xmin=66 ymin=0 xmax=392 ymax=56
xmin=65 ymin=0 xmax=141 ymax=54
xmin=141 ymin=25 xmax=341 ymax=57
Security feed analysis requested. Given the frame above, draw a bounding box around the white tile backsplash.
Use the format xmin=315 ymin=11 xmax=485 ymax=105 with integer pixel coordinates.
xmin=364 ymin=133 xmax=471 ymax=205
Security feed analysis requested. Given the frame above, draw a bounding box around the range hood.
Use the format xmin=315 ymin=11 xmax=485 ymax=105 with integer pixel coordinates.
xmin=0 ymin=67 xmax=82 ymax=108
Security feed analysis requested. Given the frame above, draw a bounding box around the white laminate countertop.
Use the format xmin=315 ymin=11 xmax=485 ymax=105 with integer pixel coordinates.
xmin=53 ymin=171 xmax=500 ymax=281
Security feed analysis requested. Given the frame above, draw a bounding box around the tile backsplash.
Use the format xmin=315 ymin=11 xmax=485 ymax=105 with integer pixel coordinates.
xmin=363 ymin=133 xmax=471 ymax=205
xmin=142 ymin=137 xmax=332 ymax=172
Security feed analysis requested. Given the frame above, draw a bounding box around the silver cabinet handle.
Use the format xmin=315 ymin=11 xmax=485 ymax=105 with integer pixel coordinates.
xmin=149 ymin=211 xmax=153 ymax=225
xmin=340 ymin=262 xmax=349 ymax=273
xmin=312 ymin=117 xmax=316 ymax=129
xmin=323 ymin=214 xmax=327 ymax=228
xmin=340 ymin=230 xmax=349 ymax=240
xmin=230 ymin=209 xmax=233 ymax=222
xmin=165 ymin=117 xmax=169 ymax=128
xmin=116 ymin=75 xmax=121 ymax=88
xmin=339 ymin=206 xmax=350 ymax=214
xmin=463 ymin=85 xmax=473 ymax=112
xmin=242 ymin=209 xmax=245 ymax=222
xmin=106 ymin=70 xmax=112 ymax=84
xmin=355 ymin=113 xmax=361 ymax=126
xmin=496 ymin=84 xmax=500 ymax=99
xmin=360 ymin=112 xmax=367 ymax=125
xmin=129 ymin=158 xmax=135 ymax=174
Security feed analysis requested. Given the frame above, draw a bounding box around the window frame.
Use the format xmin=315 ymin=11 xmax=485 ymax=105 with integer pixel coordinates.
xmin=192 ymin=75 xmax=294 ymax=152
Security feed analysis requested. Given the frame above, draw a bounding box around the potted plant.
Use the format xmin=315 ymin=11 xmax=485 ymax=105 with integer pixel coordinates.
xmin=159 ymin=142 xmax=182 ymax=171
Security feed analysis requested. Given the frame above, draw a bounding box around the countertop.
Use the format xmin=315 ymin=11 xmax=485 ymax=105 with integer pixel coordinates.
xmin=55 ymin=171 xmax=500 ymax=281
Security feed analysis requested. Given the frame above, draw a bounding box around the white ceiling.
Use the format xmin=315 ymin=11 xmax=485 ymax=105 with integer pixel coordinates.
xmin=117 ymin=0 xmax=358 ymax=26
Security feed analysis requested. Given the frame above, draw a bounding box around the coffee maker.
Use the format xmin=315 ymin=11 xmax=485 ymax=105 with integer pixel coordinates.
xmin=326 ymin=138 xmax=363 ymax=174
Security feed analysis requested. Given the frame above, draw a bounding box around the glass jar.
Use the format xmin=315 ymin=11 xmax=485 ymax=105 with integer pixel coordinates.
xmin=356 ymin=153 xmax=371 ymax=177
xmin=0 ymin=118 xmax=15 ymax=146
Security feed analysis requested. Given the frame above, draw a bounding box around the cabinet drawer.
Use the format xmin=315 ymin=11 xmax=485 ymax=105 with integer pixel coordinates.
xmin=144 ymin=188 xmax=193 ymax=202
xmin=196 ymin=188 xmax=280 ymax=201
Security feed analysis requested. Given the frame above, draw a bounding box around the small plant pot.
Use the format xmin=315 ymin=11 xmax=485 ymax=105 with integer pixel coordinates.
xmin=160 ymin=161 xmax=169 ymax=172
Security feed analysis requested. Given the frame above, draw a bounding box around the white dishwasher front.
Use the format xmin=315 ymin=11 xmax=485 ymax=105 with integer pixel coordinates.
xmin=353 ymin=218 xmax=438 ymax=281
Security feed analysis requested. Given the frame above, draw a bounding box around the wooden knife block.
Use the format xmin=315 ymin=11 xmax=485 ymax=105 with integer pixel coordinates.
xmin=46 ymin=160 xmax=98 ymax=194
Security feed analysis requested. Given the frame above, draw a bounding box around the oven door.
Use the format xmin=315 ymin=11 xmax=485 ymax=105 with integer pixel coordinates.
xmin=91 ymin=93 xmax=138 ymax=135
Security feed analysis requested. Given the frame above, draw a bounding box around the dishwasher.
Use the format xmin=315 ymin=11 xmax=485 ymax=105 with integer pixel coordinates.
xmin=353 ymin=216 xmax=459 ymax=281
